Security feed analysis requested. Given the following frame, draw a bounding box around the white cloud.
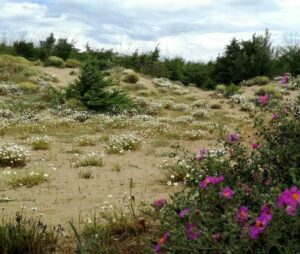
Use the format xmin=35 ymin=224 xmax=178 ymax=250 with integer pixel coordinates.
xmin=0 ymin=0 xmax=300 ymax=61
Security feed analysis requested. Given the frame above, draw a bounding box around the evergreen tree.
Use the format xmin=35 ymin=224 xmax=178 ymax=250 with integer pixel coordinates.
xmin=66 ymin=58 xmax=132 ymax=112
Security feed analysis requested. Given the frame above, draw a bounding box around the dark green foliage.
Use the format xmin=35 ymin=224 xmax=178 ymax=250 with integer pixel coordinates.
xmin=273 ymin=44 xmax=300 ymax=76
xmin=214 ymin=30 xmax=273 ymax=84
xmin=53 ymin=38 xmax=76 ymax=61
xmin=66 ymin=59 xmax=132 ymax=112
xmin=224 ymin=83 xmax=241 ymax=97
xmin=13 ymin=40 xmax=37 ymax=60
xmin=0 ymin=30 xmax=299 ymax=90
xmin=39 ymin=33 xmax=56 ymax=60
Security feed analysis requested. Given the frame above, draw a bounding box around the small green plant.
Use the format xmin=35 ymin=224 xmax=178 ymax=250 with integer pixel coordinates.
xmin=76 ymin=136 xmax=97 ymax=147
xmin=123 ymin=72 xmax=139 ymax=84
xmin=47 ymin=56 xmax=65 ymax=68
xmin=78 ymin=169 xmax=93 ymax=179
xmin=74 ymin=152 xmax=104 ymax=167
xmin=65 ymin=58 xmax=81 ymax=68
xmin=29 ymin=136 xmax=51 ymax=150
xmin=215 ymin=84 xmax=226 ymax=94
xmin=112 ymin=162 xmax=122 ymax=172
xmin=8 ymin=169 xmax=49 ymax=188
xmin=210 ymin=103 xmax=221 ymax=109
xmin=18 ymin=81 xmax=39 ymax=93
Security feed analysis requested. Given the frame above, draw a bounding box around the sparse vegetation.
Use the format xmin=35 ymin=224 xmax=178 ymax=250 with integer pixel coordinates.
xmin=74 ymin=152 xmax=104 ymax=167
xmin=78 ymin=169 xmax=93 ymax=179
xmin=8 ymin=169 xmax=49 ymax=188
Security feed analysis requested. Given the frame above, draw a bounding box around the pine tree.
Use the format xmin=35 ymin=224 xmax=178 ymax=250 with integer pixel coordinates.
xmin=66 ymin=58 xmax=132 ymax=112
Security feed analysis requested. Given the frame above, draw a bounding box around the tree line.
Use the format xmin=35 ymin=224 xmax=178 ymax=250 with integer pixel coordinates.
xmin=1 ymin=30 xmax=300 ymax=89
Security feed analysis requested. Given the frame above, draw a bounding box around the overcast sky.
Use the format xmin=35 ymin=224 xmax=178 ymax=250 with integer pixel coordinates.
xmin=0 ymin=0 xmax=300 ymax=61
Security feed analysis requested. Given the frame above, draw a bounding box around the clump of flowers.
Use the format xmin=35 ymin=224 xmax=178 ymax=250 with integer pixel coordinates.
xmin=105 ymin=133 xmax=143 ymax=154
xmin=249 ymin=205 xmax=272 ymax=239
xmin=196 ymin=148 xmax=207 ymax=161
xmin=179 ymin=208 xmax=190 ymax=219
xmin=0 ymin=144 xmax=30 ymax=167
xmin=154 ymin=199 xmax=167 ymax=210
xmin=227 ymin=132 xmax=240 ymax=144
xmin=185 ymin=223 xmax=201 ymax=240
xmin=280 ymin=74 xmax=289 ymax=85
xmin=251 ymin=143 xmax=260 ymax=149
xmin=220 ymin=187 xmax=234 ymax=199
xmin=236 ymin=206 xmax=249 ymax=223
xmin=277 ymin=186 xmax=300 ymax=216
xmin=200 ymin=175 xmax=224 ymax=189
xmin=258 ymin=94 xmax=269 ymax=106
xmin=154 ymin=232 xmax=170 ymax=253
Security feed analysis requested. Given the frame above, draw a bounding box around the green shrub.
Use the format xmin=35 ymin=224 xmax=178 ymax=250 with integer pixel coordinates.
xmin=224 ymin=83 xmax=241 ymax=97
xmin=29 ymin=136 xmax=51 ymax=150
xmin=18 ymin=81 xmax=39 ymax=93
xmin=215 ymin=84 xmax=226 ymax=94
xmin=245 ymin=76 xmax=270 ymax=86
xmin=64 ymin=98 xmax=82 ymax=109
xmin=123 ymin=72 xmax=139 ymax=84
xmin=78 ymin=169 xmax=93 ymax=179
xmin=256 ymin=84 xmax=282 ymax=99
xmin=47 ymin=56 xmax=65 ymax=68
xmin=65 ymin=58 xmax=80 ymax=68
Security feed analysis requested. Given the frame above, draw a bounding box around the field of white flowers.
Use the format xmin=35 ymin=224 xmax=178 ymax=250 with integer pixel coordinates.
xmin=0 ymin=57 xmax=299 ymax=232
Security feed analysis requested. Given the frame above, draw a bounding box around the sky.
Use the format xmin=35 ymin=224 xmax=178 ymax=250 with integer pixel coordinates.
xmin=0 ymin=0 xmax=300 ymax=61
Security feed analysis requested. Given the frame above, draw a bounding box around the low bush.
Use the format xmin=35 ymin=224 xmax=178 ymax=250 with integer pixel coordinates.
xmin=18 ymin=81 xmax=39 ymax=93
xmin=76 ymin=136 xmax=97 ymax=146
xmin=244 ymin=76 xmax=270 ymax=86
xmin=215 ymin=84 xmax=226 ymax=94
xmin=74 ymin=152 xmax=104 ymax=167
xmin=123 ymin=72 xmax=139 ymax=84
xmin=78 ymin=169 xmax=93 ymax=179
xmin=46 ymin=56 xmax=65 ymax=68
xmin=224 ymin=83 xmax=241 ymax=97
xmin=65 ymin=58 xmax=80 ymax=68
xmin=28 ymin=136 xmax=51 ymax=150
